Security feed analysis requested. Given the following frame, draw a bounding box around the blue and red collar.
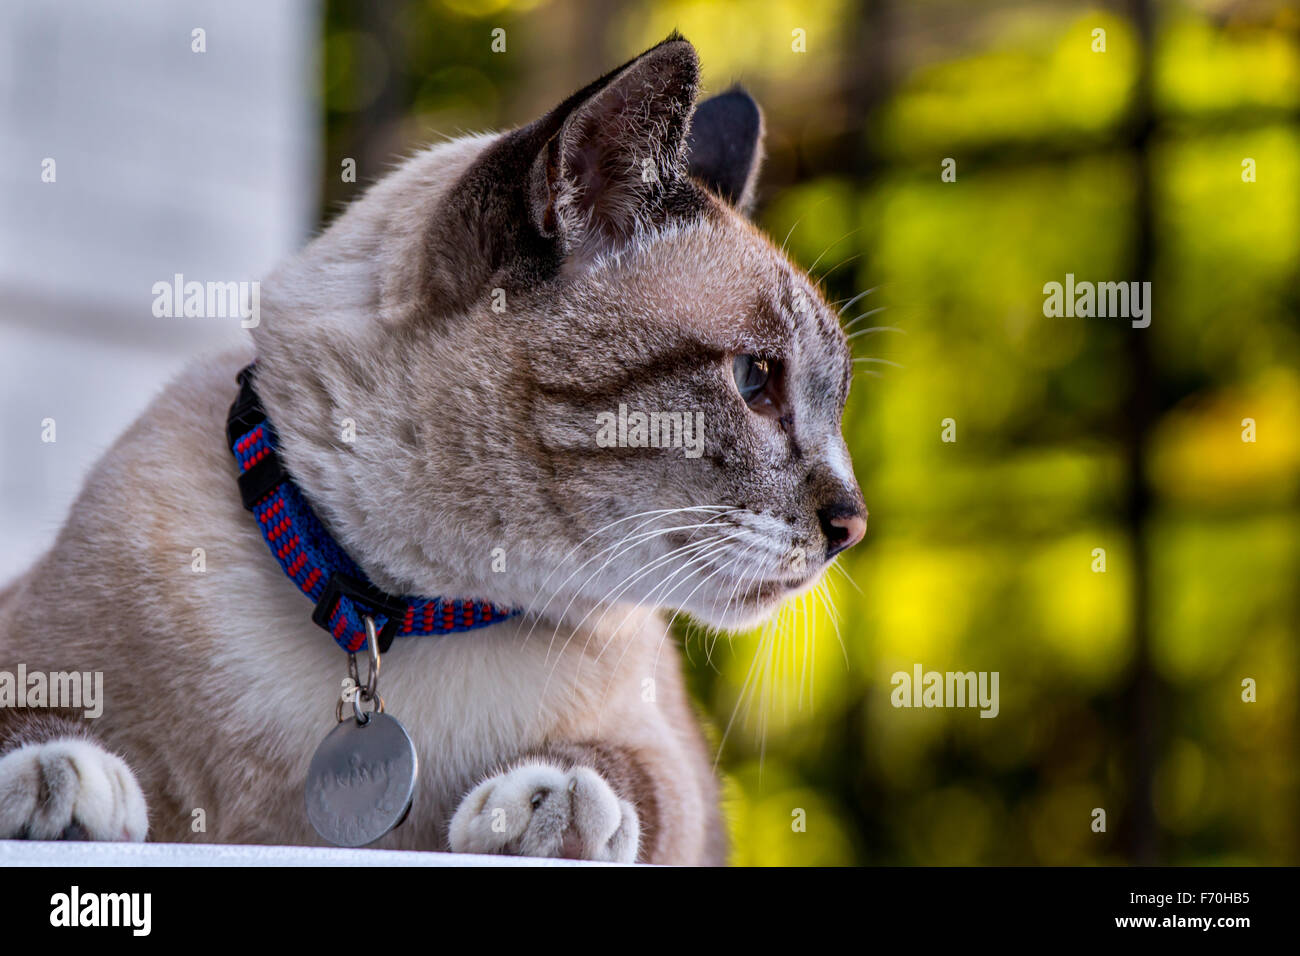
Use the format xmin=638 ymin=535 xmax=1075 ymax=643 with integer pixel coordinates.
xmin=227 ymin=364 xmax=516 ymax=654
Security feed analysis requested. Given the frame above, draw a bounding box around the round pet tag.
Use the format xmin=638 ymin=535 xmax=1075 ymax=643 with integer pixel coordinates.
xmin=304 ymin=712 xmax=418 ymax=847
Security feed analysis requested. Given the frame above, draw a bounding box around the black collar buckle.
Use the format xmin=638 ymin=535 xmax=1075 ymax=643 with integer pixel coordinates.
xmin=312 ymin=572 xmax=409 ymax=654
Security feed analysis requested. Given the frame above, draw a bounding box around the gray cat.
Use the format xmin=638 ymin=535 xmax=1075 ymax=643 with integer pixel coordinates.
xmin=0 ymin=34 xmax=865 ymax=865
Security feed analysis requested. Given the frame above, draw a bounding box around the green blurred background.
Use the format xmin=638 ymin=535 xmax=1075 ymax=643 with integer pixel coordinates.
xmin=321 ymin=0 xmax=1299 ymax=865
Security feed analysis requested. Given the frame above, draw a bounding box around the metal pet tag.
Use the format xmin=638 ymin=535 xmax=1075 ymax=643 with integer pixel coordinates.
xmin=305 ymin=711 xmax=418 ymax=847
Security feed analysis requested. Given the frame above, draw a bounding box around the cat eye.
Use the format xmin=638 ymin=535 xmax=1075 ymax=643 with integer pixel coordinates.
xmin=732 ymin=354 xmax=771 ymax=403
xmin=732 ymin=354 xmax=785 ymax=419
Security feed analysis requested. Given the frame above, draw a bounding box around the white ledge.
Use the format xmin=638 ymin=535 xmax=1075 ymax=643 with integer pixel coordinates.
xmin=0 ymin=841 xmax=620 ymax=867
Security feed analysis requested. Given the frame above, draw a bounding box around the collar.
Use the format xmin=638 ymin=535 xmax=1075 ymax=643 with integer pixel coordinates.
xmin=226 ymin=364 xmax=516 ymax=654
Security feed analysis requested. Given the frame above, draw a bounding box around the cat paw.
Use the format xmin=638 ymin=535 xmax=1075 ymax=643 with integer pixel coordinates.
xmin=0 ymin=739 xmax=148 ymax=841
xmin=449 ymin=762 xmax=639 ymax=863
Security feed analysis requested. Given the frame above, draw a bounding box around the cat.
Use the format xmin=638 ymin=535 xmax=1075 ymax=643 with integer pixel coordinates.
xmin=0 ymin=34 xmax=865 ymax=865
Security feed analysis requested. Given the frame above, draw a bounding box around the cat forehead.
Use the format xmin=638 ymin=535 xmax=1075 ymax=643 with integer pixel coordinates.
xmin=585 ymin=215 xmax=837 ymax=353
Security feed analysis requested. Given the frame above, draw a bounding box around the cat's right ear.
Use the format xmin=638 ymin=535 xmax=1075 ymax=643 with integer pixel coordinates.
xmin=685 ymin=87 xmax=765 ymax=216
xmin=527 ymin=34 xmax=701 ymax=260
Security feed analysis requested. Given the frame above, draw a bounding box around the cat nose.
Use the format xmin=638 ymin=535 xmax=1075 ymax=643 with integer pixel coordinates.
xmin=818 ymin=504 xmax=866 ymax=559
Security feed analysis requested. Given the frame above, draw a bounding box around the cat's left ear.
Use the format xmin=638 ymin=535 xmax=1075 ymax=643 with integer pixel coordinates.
xmin=529 ymin=34 xmax=700 ymax=259
xmin=685 ymin=87 xmax=765 ymax=216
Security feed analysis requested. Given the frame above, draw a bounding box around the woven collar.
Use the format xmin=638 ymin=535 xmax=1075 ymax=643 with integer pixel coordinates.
xmin=226 ymin=364 xmax=516 ymax=654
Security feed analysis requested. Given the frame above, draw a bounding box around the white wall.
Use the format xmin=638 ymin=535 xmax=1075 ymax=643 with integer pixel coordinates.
xmin=0 ymin=0 xmax=319 ymax=582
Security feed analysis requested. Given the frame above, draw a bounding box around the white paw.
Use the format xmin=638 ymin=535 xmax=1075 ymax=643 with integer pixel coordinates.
xmin=0 ymin=739 xmax=148 ymax=841
xmin=449 ymin=762 xmax=639 ymax=863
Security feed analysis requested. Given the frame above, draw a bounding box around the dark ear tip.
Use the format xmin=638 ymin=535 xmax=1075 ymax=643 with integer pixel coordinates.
xmin=649 ymin=30 xmax=697 ymax=61
xmin=649 ymin=31 xmax=700 ymax=75
xmin=717 ymin=85 xmax=758 ymax=107
xmin=693 ymin=86 xmax=763 ymax=142
xmin=701 ymin=87 xmax=762 ymax=131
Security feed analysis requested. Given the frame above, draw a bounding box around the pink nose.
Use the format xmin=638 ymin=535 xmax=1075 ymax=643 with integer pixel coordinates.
xmin=820 ymin=508 xmax=866 ymax=558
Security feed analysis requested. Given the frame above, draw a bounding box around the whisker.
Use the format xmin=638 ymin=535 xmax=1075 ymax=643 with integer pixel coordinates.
xmin=835 ymin=287 xmax=877 ymax=316
xmin=648 ymin=538 xmax=759 ymax=689
xmin=805 ymin=228 xmax=862 ymax=275
xmin=828 ymin=557 xmax=864 ymax=595
xmin=524 ymin=506 xmax=734 ymax=628
xmin=597 ymin=536 xmax=753 ymax=714
xmin=816 ymin=253 xmax=861 ymax=282
xmin=843 ymin=307 xmax=890 ymax=333
xmin=592 ymin=531 xmax=746 ymax=665
xmin=813 ymin=578 xmax=848 ymax=667
xmin=712 ymin=558 xmax=778 ymax=771
xmin=541 ymin=534 xmax=734 ymax=702
xmin=533 ymin=511 xmax=744 ymax=660
xmin=778 ymin=194 xmax=833 ymax=255
xmin=845 ymin=325 xmax=905 ymax=338
xmin=799 ymin=589 xmax=811 ymax=713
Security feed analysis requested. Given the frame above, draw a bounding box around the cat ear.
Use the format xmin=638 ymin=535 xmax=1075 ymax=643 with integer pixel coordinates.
xmin=685 ymin=87 xmax=765 ymax=215
xmin=529 ymin=34 xmax=700 ymax=258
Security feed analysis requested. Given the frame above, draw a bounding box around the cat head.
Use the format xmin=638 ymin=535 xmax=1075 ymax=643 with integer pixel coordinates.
xmin=253 ymin=34 xmax=866 ymax=631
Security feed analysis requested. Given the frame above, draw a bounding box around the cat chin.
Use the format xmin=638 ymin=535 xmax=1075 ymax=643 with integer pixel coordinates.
xmin=676 ymin=573 xmax=822 ymax=631
xmin=695 ymin=606 xmax=780 ymax=632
